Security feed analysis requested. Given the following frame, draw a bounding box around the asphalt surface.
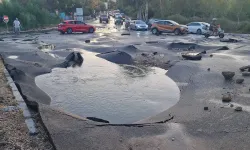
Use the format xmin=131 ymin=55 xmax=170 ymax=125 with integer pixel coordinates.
xmin=0 ymin=18 xmax=250 ymax=149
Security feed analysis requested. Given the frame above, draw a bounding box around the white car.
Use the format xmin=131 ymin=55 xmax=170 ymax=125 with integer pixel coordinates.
xmin=187 ymin=22 xmax=210 ymax=34
xmin=130 ymin=20 xmax=148 ymax=31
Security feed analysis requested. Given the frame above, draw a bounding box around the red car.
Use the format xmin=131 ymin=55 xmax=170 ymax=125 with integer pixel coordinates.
xmin=58 ymin=20 xmax=96 ymax=34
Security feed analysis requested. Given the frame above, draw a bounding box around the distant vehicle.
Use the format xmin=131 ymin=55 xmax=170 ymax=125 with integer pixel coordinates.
xmin=114 ymin=13 xmax=122 ymax=19
xmin=147 ymin=18 xmax=160 ymax=29
xmin=204 ymin=24 xmax=225 ymax=38
xmin=151 ymin=20 xmax=188 ymax=35
xmin=58 ymin=20 xmax=95 ymax=34
xmin=187 ymin=22 xmax=210 ymax=35
xmin=115 ymin=15 xmax=123 ymax=25
xmin=130 ymin=20 xmax=148 ymax=31
xmin=100 ymin=14 xmax=109 ymax=23
xmin=113 ymin=10 xmax=120 ymax=17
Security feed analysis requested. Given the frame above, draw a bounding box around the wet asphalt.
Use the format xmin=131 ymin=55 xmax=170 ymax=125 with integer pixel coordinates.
xmin=1 ymin=18 xmax=250 ymax=149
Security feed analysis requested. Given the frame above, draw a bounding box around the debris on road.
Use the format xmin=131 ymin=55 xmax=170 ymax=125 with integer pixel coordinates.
xmin=210 ymin=54 xmax=213 ymax=57
xmin=207 ymin=68 xmax=211 ymax=71
xmin=85 ymin=40 xmax=91 ymax=43
xmin=220 ymin=38 xmax=239 ymax=43
xmin=153 ymin=52 xmax=158 ymax=55
xmin=146 ymin=41 xmax=159 ymax=44
xmin=204 ymin=107 xmax=209 ymax=111
xmin=242 ymin=72 xmax=250 ymax=77
xmin=222 ymin=94 xmax=232 ymax=102
xmin=121 ymin=33 xmax=131 ymax=36
xmin=181 ymin=52 xmax=202 ymax=60
xmin=217 ymin=46 xmax=229 ymax=50
xmin=236 ymin=78 xmax=244 ymax=84
xmin=235 ymin=107 xmax=243 ymax=112
xmin=230 ymin=104 xmax=234 ymax=107
xmin=240 ymin=65 xmax=250 ymax=72
xmin=222 ymin=71 xmax=235 ymax=80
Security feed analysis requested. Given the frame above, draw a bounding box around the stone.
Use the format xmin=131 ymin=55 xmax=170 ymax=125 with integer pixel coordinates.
xmin=235 ymin=107 xmax=243 ymax=112
xmin=201 ymin=51 xmax=206 ymax=54
xmin=85 ymin=40 xmax=90 ymax=43
xmin=239 ymin=65 xmax=250 ymax=72
xmin=222 ymin=94 xmax=232 ymax=102
xmin=207 ymin=68 xmax=210 ymax=71
xmin=217 ymin=46 xmax=229 ymax=50
xmin=242 ymin=72 xmax=250 ymax=77
xmin=210 ymin=54 xmax=213 ymax=57
xmin=141 ymin=53 xmax=148 ymax=57
xmin=153 ymin=52 xmax=158 ymax=55
xmin=204 ymin=107 xmax=209 ymax=111
xmin=182 ymin=53 xmax=202 ymax=60
xmin=171 ymin=137 xmax=175 ymax=141
xmin=230 ymin=104 xmax=234 ymax=107
xmin=222 ymin=71 xmax=235 ymax=80
xmin=236 ymin=79 xmax=244 ymax=84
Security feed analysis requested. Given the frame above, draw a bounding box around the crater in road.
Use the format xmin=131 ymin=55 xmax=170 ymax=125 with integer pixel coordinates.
xmin=35 ymin=50 xmax=180 ymax=123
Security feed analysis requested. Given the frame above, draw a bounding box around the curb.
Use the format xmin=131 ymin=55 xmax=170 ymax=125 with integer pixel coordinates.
xmin=3 ymin=67 xmax=38 ymax=135
xmin=0 ymin=28 xmax=57 ymax=35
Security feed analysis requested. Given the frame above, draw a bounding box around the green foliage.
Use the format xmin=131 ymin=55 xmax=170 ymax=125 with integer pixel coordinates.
xmin=0 ymin=0 xmax=60 ymax=30
xmin=117 ymin=0 xmax=250 ymax=33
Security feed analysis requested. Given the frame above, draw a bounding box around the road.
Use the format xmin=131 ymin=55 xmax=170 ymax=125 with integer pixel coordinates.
xmin=0 ymin=18 xmax=250 ymax=150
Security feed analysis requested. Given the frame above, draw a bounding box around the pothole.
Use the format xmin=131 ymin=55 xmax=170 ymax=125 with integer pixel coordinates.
xmin=35 ymin=50 xmax=180 ymax=124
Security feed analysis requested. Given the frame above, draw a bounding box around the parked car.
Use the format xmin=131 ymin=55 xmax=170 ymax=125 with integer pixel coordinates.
xmin=147 ymin=18 xmax=160 ymax=29
xmin=58 ymin=20 xmax=95 ymax=34
xmin=187 ymin=22 xmax=210 ymax=34
xmin=130 ymin=20 xmax=148 ymax=31
xmin=151 ymin=20 xmax=188 ymax=35
xmin=100 ymin=14 xmax=109 ymax=23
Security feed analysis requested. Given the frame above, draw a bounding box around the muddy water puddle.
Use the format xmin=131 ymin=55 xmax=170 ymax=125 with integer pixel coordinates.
xmin=35 ymin=50 xmax=180 ymax=123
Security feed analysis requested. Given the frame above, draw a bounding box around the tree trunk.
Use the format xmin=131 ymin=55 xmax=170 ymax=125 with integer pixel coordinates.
xmin=145 ymin=0 xmax=148 ymax=21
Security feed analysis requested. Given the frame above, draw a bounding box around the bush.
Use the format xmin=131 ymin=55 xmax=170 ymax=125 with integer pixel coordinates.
xmin=0 ymin=0 xmax=60 ymax=30
xmin=167 ymin=14 xmax=188 ymax=24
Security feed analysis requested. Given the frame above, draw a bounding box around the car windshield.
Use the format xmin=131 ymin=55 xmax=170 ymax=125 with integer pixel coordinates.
xmin=136 ymin=20 xmax=145 ymax=24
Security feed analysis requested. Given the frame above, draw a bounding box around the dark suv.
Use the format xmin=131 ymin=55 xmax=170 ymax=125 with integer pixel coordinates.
xmin=100 ymin=14 xmax=109 ymax=23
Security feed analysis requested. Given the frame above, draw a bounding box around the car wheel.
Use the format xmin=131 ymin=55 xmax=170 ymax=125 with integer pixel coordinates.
xmin=196 ymin=29 xmax=202 ymax=35
xmin=67 ymin=28 xmax=73 ymax=34
xmin=174 ymin=29 xmax=180 ymax=35
xmin=152 ymin=28 xmax=158 ymax=35
xmin=89 ymin=27 xmax=94 ymax=33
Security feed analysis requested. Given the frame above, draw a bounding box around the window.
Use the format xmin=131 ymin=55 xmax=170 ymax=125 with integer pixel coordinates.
xmin=68 ymin=21 xmax=75 ymax=24
xmin=156 ymin=21 xmax=165 ymax=25
xmin=75 ymin=21 xmax=85 ymax=24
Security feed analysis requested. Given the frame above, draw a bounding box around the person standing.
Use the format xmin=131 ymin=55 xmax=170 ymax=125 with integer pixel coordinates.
xmin=13 ymin=18 xmax=21 ymax=34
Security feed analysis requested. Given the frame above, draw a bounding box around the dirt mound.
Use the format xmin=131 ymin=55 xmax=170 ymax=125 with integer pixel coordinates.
xmin=97 ymin=51 xmax=133 ymax=65
xmin=220 ymin=38 xmax=239 ymax=43
xmin=168 ymin=42 xmax=197 ymax=50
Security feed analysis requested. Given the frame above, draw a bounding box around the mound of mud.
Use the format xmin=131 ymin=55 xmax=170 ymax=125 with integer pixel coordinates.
xmin=119 ymin=45 xmax=138 ymax=54
xmin=220 ymin=38 xmax=239 ymax=43
xmin=217 ymin=46 xmax=229 ymax=50
xmin=168 ymin=42 xmax=197 ymax=50
xmin=97 ymin=51 xmax=133 ymax=65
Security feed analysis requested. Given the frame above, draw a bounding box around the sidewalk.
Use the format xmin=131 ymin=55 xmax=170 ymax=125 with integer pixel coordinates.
xmin=0 ymin=58 xmax=53 ymax=150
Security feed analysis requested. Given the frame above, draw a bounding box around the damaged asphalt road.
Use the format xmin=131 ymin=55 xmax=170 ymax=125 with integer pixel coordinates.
xmin=1 ymin=19 xmax=250 ymax=150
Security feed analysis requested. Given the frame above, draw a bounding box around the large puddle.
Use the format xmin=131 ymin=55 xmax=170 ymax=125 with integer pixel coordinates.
xmin=35 ymin=50 xmax=180 ymax=123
